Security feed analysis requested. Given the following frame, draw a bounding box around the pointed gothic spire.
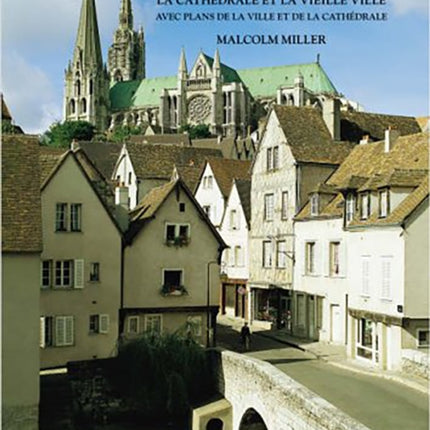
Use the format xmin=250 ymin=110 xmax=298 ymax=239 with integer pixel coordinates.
xmin=119 ymin=0 xmax=133 ymax=29
xmin=74 ymin=0 xmax=103 ymax=68
xmin=213 ymin=48 xmax=221 ymax=70
xmin=178 ymin=48 xmax=188 ymax=78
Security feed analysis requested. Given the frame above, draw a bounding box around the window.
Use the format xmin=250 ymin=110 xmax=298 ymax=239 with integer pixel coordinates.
xmin=230 ymin=209 xmax=239 ymax=230
xmin=90 ymin=263 xmax=100 ymax=282
xmin=276 ymin=241 xmax=286 ymax=268
xmin=41 ymin=260 xmax=53 ymax=288
xmin=55 ymin=203 xmax=67 ymax=231
xmin=361 ymin=256 xmax=370 ymax=296
xmin=186 ymin=316 xmax=202 ymax=337
xmin=357 ymin=318 xmax=375 ymax=360
xmin=263 ymin=241 xmax=272 ymax=268
xmin=360 ymin=192 xmax=370 ymax=220
xmin=329 ymin=242 xmax=340 ymax=276
xmin=165 ymin=224 xmax=190 ymax=245
xmin=203 ymin=175 xmax=213 ymax=189
xmin=281 ymin=191 xmax=288 ymax=220
xmin=273 ymin=146 xmax=279 ymax=169
xmin=89 ymin=314 xmax=109 ymax=334
xmin=234 ymin=246 xmax=243 ymax=267
xmin=381 ymin=256 xmax=392 ymax=300
xmin=202 ymin=205 xmax=211 ymax=218
xmin=40 ymin=316 xmax=54 ymax=348
xmin=162 ymin=269 xmax=184 ymax=295
xmin=346 ymin=194 xmax=355 ymax=223
xmin=145 ymin=314 xmax=162 ymax=334
xmin=379 ymin=189 xmax=389 ymax=218
xmin=55 ymin=316 xmax=74 ymax=346
xmin=128 ymin=316 xmax=140 ymax=334
xmin=70 ymin=204 xmax=82 ymax=231
xmin=310 ymin=194 xmax=319 ymax=216
xmin=305 ymin=242 xmax=315 ymax=274
xmin=179 ymin=203 xmax=185 ymax=212
xmin=417 ymin=329 xmax=430 ymax=348
xmin=55 ymin=260 xmax=73 ymax=287
xmin=266 ymin=148 xmax=273 ymax=171
xmin=264 ymin=194 xmax=274 ymax=221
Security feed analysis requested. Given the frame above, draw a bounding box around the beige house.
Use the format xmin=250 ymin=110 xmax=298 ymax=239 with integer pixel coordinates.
xmin=249 ymin=105 xmax=353 ymax=330
xmin=123 ymin=179 xmax=226 ymax=346
xmin=39 ymin=149 xmax=123 ymax=368
xmin=2 ymin=136 xmax=42 ymax=429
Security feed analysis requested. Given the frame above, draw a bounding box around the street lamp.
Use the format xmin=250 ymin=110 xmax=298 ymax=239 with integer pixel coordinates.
xmin=207 ymin=260 xmax=218 ymax=347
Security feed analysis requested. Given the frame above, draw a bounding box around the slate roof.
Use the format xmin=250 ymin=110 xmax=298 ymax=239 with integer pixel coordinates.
xmin=295 ymin=193 xmax=344 ymax=221
xmin=235 ymin=179 xmax=251 ymax=227
xmin=273 ymin=105 xmax=354 ymax=164
xmin=205 ymin=157 xmax=251 ymax=198
xmin=192 ymin=137 xmax=240 ymax=159
xmin=172 ymin=165 xmax=202 ymax=193
xmin=2 ymin=135 xmax=42 ymax=253
xmin=110 ymin=61 xmax=337 ymax=110
xmin=77 ymin=141 xmax=123 ymax=180
xmin=39 ymin=146 xmax=68 ymax=184
xmin=340 ymin=111 xmax=421 ymax=143
xmin=128 ymin=134 xmax=192 ymax=146
xmin=127 ymin=179 xmax=227 ymax=248
xmin=126 ymin=143 xmax=223 ymax=179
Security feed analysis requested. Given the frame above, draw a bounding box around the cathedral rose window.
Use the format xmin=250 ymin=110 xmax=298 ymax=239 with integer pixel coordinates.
xmin=188 ymin=95 xmax=211 ymax=123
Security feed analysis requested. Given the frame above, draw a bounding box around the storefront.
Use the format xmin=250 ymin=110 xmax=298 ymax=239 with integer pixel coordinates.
xmin=221 ymin=279 xmax=248 ymax=320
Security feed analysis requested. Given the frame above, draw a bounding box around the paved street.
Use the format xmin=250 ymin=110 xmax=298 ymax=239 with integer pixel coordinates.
xmin=216 ymin=324 xmax=429 ymax=430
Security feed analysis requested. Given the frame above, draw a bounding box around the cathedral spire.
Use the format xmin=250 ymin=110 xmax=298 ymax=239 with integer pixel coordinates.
xmin=74 ymin=0 xmax=103 ymax=68
xmin=178 ymin=48 xmax=188 ymax=79
xmin=119 ymin=0 xmax=133 ymax=29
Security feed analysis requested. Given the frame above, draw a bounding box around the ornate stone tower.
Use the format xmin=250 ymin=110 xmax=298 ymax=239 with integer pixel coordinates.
xmin=64 ymin=0 xmax=110 ymax=131
xmin=108 ymin=0 xmax=145 ymax=83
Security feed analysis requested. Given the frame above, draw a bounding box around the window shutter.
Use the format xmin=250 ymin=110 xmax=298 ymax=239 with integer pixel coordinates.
xmin=40 ymin=317 xmax=46 ymax=348
xmin=339 ymin=242 xmax=346 ymax=277
xmin=381 ymin=257 xmax=392 ymax=299
xmin=64 ymin=316 xmax=74 ymax=345
xmin=322 ymin=241 xmax=330 ymax=276
xmin=99 ymin=314 xmax=110 ymax=334
xmin=74 ymin=259 xmax=84 ymax=288
xmin=56 ymin=317 xmax=65 ymax=346
xmin=361 ymin=257 xmax=370 ymax=295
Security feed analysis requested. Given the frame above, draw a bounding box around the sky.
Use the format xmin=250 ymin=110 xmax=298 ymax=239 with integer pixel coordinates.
xmin=1 ymin=0 xmax=429 ymax=134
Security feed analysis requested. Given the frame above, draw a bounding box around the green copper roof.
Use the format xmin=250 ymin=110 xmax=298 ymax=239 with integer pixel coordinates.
xmin=237 ymin=62 xmax=338 ymax=98
xmin=110 ymin=61 xmax=337 ymax=110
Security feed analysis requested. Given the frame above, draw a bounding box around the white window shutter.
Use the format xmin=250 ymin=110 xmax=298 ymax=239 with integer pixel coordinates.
xmin=56 ymin=317 xmax=65 ymax=346
xmin=322 ymin=241 xmax=329 ymax=276
xmin=99 ymin=314 xmax=110 ymax=334
xmin=64 ymin=316 xmax=74 ymax=345
xmin=339 ymin=242 xmax=347 ymax=277
xmin=74 ymin=259 xmax=84 ymax=289
xmin=381 ymin=257 xmax=392 ymax=299
xmin=40 ymin=317 xmax=46 ymax=348
xmin=361 ymin=257 xmax=370 ymax=295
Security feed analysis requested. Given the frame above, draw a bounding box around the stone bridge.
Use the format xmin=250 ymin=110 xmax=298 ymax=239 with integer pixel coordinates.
xmin=193 ymin=350 xmax=370 ymax=430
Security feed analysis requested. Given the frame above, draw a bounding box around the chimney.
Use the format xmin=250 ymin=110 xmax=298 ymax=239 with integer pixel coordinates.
xmin=115 ymin=183 xmax=129 ymax=209
xmin=322 ymin=97 xmax=341 ymax=141
xmin=360 ymin=135 xmax=370 ymax=145
xmin=384 ymin=127 xmax=400 ymax=153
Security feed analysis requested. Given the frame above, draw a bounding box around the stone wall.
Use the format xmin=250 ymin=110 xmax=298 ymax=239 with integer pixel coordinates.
xmin=401 ymin=349 xmax=429 ymax=380
xmin=217 ymin=350 xmax=370 ymax=430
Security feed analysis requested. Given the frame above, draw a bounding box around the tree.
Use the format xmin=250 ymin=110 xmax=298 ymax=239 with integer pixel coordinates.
xmin=179 ymin=123 xmax=212 ymax=139
xmin=41 ymin=120 xmax=95 ymax=147
xmin=109 ymin=125 xmax=144 ymax=143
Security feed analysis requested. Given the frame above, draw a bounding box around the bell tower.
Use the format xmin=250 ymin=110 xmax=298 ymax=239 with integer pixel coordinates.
xmin=64 ymin=0 xmax=110 ymax=130
xmin=108 ymin=0 xmax=145 ymax=83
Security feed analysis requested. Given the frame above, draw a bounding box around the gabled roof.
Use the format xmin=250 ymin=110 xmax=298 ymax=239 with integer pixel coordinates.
xmin=201 ymin=53 xmax=242 ymax=84
xmin=125 ymin=143 xmax=223 ymax=179
xmin=77 ymin=141 xmax=123 ymax=181
xmin=2 ymin=135 xmax=42 ymax=253
xmin=1 ymin=93 xmax=12 ymax=121
xmin=172 ymin=165 xmax=202 ymax=193
xmin=235 ymin=179 xmax=251 ymax=227
xmin=340 ymin=111 xmax=421 ymax=143
xmin=126 ymin=179 xmax=227 ymax=248
xmin=272 ymin=105 xmax=354 ymax=164
xmin=201 ymin=157 xmax=251 ymax=199
xmin=128 ymin=134 xmax=192 ymax=146
xmin=39 ymin=146 xmax=68 ymax=185
xmin=328 ymin=132 xmax=429 ymax=189
xmin=358 ymin=169 xmax=428 ymax=191
xmin=295 ymin=193 xmax=344 ymax=221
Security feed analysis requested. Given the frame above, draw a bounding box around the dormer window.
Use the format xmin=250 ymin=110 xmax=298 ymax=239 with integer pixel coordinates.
xmin=379 ymin=189 xmax=389 ymax=218
xmin=346 ymin=194 xmax=355 ymax=223
xmin=310 ymin=194 xmax=319 ymax=216
xmin=360 ymin=192 xmax=370 ymax=220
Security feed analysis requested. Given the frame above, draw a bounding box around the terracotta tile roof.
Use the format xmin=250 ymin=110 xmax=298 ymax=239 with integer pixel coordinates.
xmin=296 ymin=193 xmax=344 ymax=221
xmin=126 ymin=143 xmax=223 ymax=179
xmin=309 ymin=182 xmax=338 ymax=195
xmin=172 ymin=165 xmax=202 ymax=193
xmin=327 ymin=132 xmax=429 ymax=189
xmin=78 ymin=141 xmax=123 ymax=180
xmin=206 ymin=157 xmax=251 ymax=198
xmin=358 ymin=169 xmax=428 ymax=191
xmin=340 ymin=111 xmax=421 ymax=143
xmin=39 ymin=146 xmax=68 ymax=185
xmin=235 ymin=179 xmax=251 ymax=226
xmin=2 ymin=135 xmax=42 ymax=252
xmin=128 ymin=134 xmax=192 ymax=146
xmin=273 ymin=105 xmax=354 ymax=164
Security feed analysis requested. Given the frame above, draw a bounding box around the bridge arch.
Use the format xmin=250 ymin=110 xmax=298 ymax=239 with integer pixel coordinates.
xmin=239 ymin=408 xmax=268 ymax=430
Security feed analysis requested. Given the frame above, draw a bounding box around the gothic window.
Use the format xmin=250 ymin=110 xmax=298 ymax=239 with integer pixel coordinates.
xmin=114 ymin=70 xmax=123 ymax=82
xmin=223 ymin=92 xmax=232 ymax=124
xmin=75 ymin=80 xmax=81 ymax=97
xmin=288 ymin=95 xmax=294 ymax=106
xmin=69 ymin=99 xmax=76 ymax=115
xmin=89 ymin=79 xmax=94 ymax=95
xmin=196 ymin=64 xmax=206 ymax=78
xmin=81 ymin=98 xmax=87 ymax=114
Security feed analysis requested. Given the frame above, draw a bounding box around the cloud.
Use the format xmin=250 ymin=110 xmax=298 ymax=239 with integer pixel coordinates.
xmin=2 ymin=52 xmax=62 ymax=134
xmin=390 ymin=0 xmax=428 ymax=15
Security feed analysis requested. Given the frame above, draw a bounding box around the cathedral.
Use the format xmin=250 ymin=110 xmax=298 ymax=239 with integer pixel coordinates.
xmin=64 ymin=0 xmax=344 ymax=137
